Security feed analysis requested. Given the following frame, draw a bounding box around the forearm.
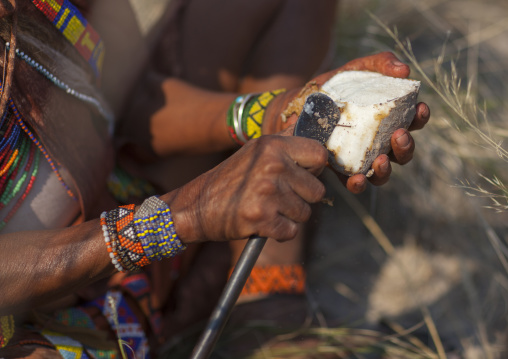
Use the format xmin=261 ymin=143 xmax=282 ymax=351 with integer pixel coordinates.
xmin=150 ymin=78 xmax=305 ymax=156
xmin=0 ymin=220 xmax=114 ymax=315
xmin=150 ymin=78 xmax=237 ymax=156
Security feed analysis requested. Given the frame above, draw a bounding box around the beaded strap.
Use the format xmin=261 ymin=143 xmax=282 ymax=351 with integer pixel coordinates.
xmin=31 ymin=0 xmax=105 ymax=79
xmin=226 ymin=89 xmax=286 ymax=146
xmin=101 ymin=197 xmax=186 ymax=272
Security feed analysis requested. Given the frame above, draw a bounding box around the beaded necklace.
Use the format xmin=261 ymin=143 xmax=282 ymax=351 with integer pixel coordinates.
xmin=6 ymin=42 xmax=115 ymax=134
xmin=0 ymin=84 xmax=77 ymax=230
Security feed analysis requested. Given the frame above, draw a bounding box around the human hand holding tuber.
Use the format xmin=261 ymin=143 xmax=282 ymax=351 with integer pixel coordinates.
xmin=264 ymin=52 xmax=430 ymax=194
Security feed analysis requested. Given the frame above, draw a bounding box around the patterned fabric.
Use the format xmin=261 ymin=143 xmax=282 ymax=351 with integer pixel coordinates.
xmin=121 ymin=273 xmax=162 ymax=337
xmin=87 ymin=290 xmax=150 ymax=359
xmin=239 ymin=264 xmax=306 ymax=296
xmin=42 ymin=307 xmax=117 ymax=359
xmin=34 ymin=272 xmax=160 ymax=359
xmin=42 ymin=331 xmax=92 ymax=359
xmin=31 ymin=0 xmax=105 ymax=79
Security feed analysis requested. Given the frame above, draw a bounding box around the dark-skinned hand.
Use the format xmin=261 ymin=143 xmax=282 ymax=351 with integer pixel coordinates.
xmin=167 ymin=127 xmax=328 ymax=243
xmin=266 ymin=52 xmax=430 ymax=193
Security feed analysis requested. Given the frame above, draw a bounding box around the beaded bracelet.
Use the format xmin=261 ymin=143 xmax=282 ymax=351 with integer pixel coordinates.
xmin=101 ymin=197 xmax=186 ymax=272
xmin=242 ymin=89 xmax=286 ymax=140
xmin=226 ymin=89 xmax=286 ymax=146
xmin=134 ymin=196 xmax=186 ymax=261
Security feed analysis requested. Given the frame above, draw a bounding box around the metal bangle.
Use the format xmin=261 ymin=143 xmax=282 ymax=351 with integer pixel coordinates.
xmin=232 ymin=98 xmax=245 ymax=145
xmin=235 ymin=94 xmax=257 ymax=144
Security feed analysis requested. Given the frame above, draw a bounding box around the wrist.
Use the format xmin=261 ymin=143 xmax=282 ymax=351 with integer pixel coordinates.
xmin=159 ymin=182 xmax=205 ymax=246
xmin=262 ymin=87 xmax=302 ymax=134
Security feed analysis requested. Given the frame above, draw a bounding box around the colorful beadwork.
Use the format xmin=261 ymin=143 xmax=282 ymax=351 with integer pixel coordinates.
xmin=101 ymin=198 xmax=186 ymax=272
xmin=9 ymin=98 xmax=76 ymax=199
xmin=102 ymin=204 xmax=151 ymax=272
xmin=242 ymin=89 xmax=286 ymax=140
xmin=31 ymin=0 xmax=105 ymax=79
xmin=238 ymin=264 xmax=306 ymax=296
xmin=0 ymin=315 xmax=15 ymax=348
xmin=133 ymin=196 xmax=186 ymax=261
xmin=5 ymin=42 xmax=114 ymax=133
xmin=226 ymin=90 xmax=285 ymax=146
xmin=88 ymin=290 xmax=149 ymax=359
xmin=0 ymin=79 xmax=77 ymax=229
xmin=43 ymin=306 xmax=118 ymax=359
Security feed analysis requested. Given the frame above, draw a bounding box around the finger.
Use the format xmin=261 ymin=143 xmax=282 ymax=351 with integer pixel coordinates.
xmin=286 ymin=166 xmax=326 ymax=204
xmin=346 ymin=174 xmax=368 ymax=194
xmin=408 ymin=102 xmax=430 ymax=131
xmin=390 ymin=129 xmax=415 ymax=165
xmin=283 ymin=137 xmax=328 ymax=175
xmin=368 ymin=154 xmax=392 ymax=186
xmin=276 ymin=190 xmax=313 ymax=224
xmin=262 ymin=214 xmax=300 ymax=242
xmin=341 ymin=52 xmax=410 ymax=79
xmin=278 ymin=124 xmax=296 ymax=137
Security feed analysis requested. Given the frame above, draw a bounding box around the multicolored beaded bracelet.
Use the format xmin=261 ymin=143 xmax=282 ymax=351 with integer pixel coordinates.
xmin=101 ymin=197 xmax=186 ymax=272
xmin=226 ymin=89 xmax=286 ymax=146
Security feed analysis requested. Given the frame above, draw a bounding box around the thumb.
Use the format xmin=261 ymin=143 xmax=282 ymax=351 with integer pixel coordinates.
xmin=278 ymin=123 xmax=296 ymax=137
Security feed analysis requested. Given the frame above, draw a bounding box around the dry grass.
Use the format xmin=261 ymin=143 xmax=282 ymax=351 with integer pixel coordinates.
xmin=163 ymin=1 xmax=508 ymax=358
xmin=310 ymin=0 xmax=508 ymax=358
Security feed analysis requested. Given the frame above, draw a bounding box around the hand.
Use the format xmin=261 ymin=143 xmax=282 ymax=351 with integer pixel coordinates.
xmin=168 ymin=128 xmax=327 ymax=243
xmin=328 ymin=52 xmax=429 ymax=192
xmin=269 ymin=52 xmax=430 ymax=193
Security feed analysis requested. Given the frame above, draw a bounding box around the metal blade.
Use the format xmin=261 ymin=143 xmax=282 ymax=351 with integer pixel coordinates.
xmin=293 ymin=92 xmax=341 ymax=145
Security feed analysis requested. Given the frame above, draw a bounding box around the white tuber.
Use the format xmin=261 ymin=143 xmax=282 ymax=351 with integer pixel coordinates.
xmin=320 ymin=71 xmax=420 ymax=176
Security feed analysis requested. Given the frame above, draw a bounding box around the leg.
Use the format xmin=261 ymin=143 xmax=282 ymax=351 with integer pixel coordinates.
xmin=176 ymin=0 xmax=337 ymax=92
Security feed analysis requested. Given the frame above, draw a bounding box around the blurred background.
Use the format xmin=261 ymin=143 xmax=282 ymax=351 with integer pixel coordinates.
xmin=164 ymin=1 xmax=508 ymax=357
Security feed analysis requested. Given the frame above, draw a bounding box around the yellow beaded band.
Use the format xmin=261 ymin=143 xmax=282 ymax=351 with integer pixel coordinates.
xmin=242 ymin=89 xmax=286 ymax=140
xmin=0 ymin=315 xmax=15 ymax=348
xmin=226 ymin=89 xmax=286 ymax=146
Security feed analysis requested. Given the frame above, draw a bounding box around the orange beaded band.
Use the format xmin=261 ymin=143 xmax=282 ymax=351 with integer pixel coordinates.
xmin=237 ymin=264 xmax=306 ymax=296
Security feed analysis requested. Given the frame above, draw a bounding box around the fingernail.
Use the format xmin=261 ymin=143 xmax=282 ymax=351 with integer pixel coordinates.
xmin=422 ymin=105 xmax=430 ymax=118
xmin=392 ymin=60 xmax=405 ymax=67
xmin=380 ymin=159 xmax=389 ymax=172
xmin=396 ymin=132 xmax=410 ymax=148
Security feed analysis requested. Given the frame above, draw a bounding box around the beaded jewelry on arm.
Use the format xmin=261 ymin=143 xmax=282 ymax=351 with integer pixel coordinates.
xmin=100 ymin=196 xmax=186 ymax=272
xmin=226 ymin=89 xmax=286 ymax=146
